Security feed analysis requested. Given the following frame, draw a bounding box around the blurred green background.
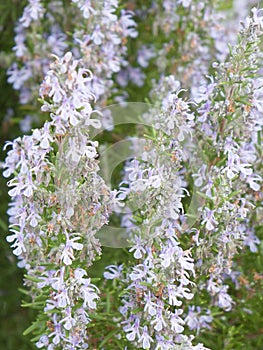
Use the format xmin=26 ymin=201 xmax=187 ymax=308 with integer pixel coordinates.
xmin=0 ymin=1 xmax=263 ymax=349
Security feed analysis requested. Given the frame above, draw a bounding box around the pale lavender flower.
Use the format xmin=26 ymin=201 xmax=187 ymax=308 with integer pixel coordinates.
xmin=169 ymin=309 xmax=185 ymax=333
xmin=60 ymin=234 xmax=83 ymax=265
xmin=201 ymin=208 xmax=218 ymax=231
xmin=178 ymin=0 xmax=192 ymax=7
xmin=185 ymin=306 xmax=213 ymax=334
xmin=129 ymin=236 xmax=146 ymax=259
xmin=104 ymin=264 xmax=123 ymax=279
xmin=151 ymin=308 xmax=166 ymax=331
xmin=20 ymin=0 xmax=45 ymax=28
xmin=36 ymin=335 xmax=50 ymax=348
xmin=138 ymin=326 xmax=153 ymax=349
xmin=137 ymin=45 xmax=156 ymax=68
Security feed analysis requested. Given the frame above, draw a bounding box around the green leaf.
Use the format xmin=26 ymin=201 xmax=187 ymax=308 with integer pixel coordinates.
xmin=24 ymin=275 xmax=41 ymax=283
xmin=23 ymin=322 xmax=40 ymax=336
xmin=18 ymin=288 xmax=30 ymax=296
xmin=22 ymin=301 xmax=45 ymax=309
xmin=99 ymin=330 xmax=117 ymax=348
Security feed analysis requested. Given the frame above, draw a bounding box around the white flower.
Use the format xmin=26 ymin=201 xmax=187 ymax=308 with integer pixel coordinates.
xmin=60 ymin=235 xmax=83 ymax=265
xmin=138 ymin=326 xmax=153 ymax=349
xmin=129 ymin=236 xmax=146 ymax=259
xmin=20 ymin=0 xmax=45 ymax=28
xmin=217 ymin=286 xmax=234 ymax=311
xmin=201 ymin=207 xmax=218 ymax=231
xmin=36 ymin=335 xmax=49 ymax=348
xmin=60 ymin=307 xmax=76 ymax=330
xmin=144 ymin=291 xmax=157 ymax=316
xmin=167 ymin=285 xmax=182 ymax=307
xmin=177 ymin=0 xmax=192 ymax=7
xmin=130 ymin=264 xmax=148 ymax=281
xmin=151 ymin=309 xmax=166 ymax=331
xmin=80 ymin=280 xmax=100 ymax=309
xmin=54 ymin=288 xmax=70 ymax=308
xmin=169 ymin=309 xmax=185 ymax=333
xmin=104 ymin=265 xmax=123 ymax=279
xmin=246 ymin=174 xmax=262 ymax=191
xmin=160 ymin=245 xmax=177 ymax=268
xmin=125 ymin=317 xmax=141 ymax=341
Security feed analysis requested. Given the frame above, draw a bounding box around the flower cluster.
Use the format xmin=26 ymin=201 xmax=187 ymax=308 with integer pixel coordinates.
xmin=117 ymin=0 xmax=255 ymax=98
xmin=190 ymin=7 xmax=263 ymax=311
xmin=4 ymin=52 xmax=119 ymax=349
xmin=7 ymin=0 xmax=136 ymax=130
xmin=102 ymin=78 xmax=209 ymax=349
xmin=102 ymin=7 xmax=263 ymax=349
xmin=2 ymin=1 xmax=263 ymax=350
